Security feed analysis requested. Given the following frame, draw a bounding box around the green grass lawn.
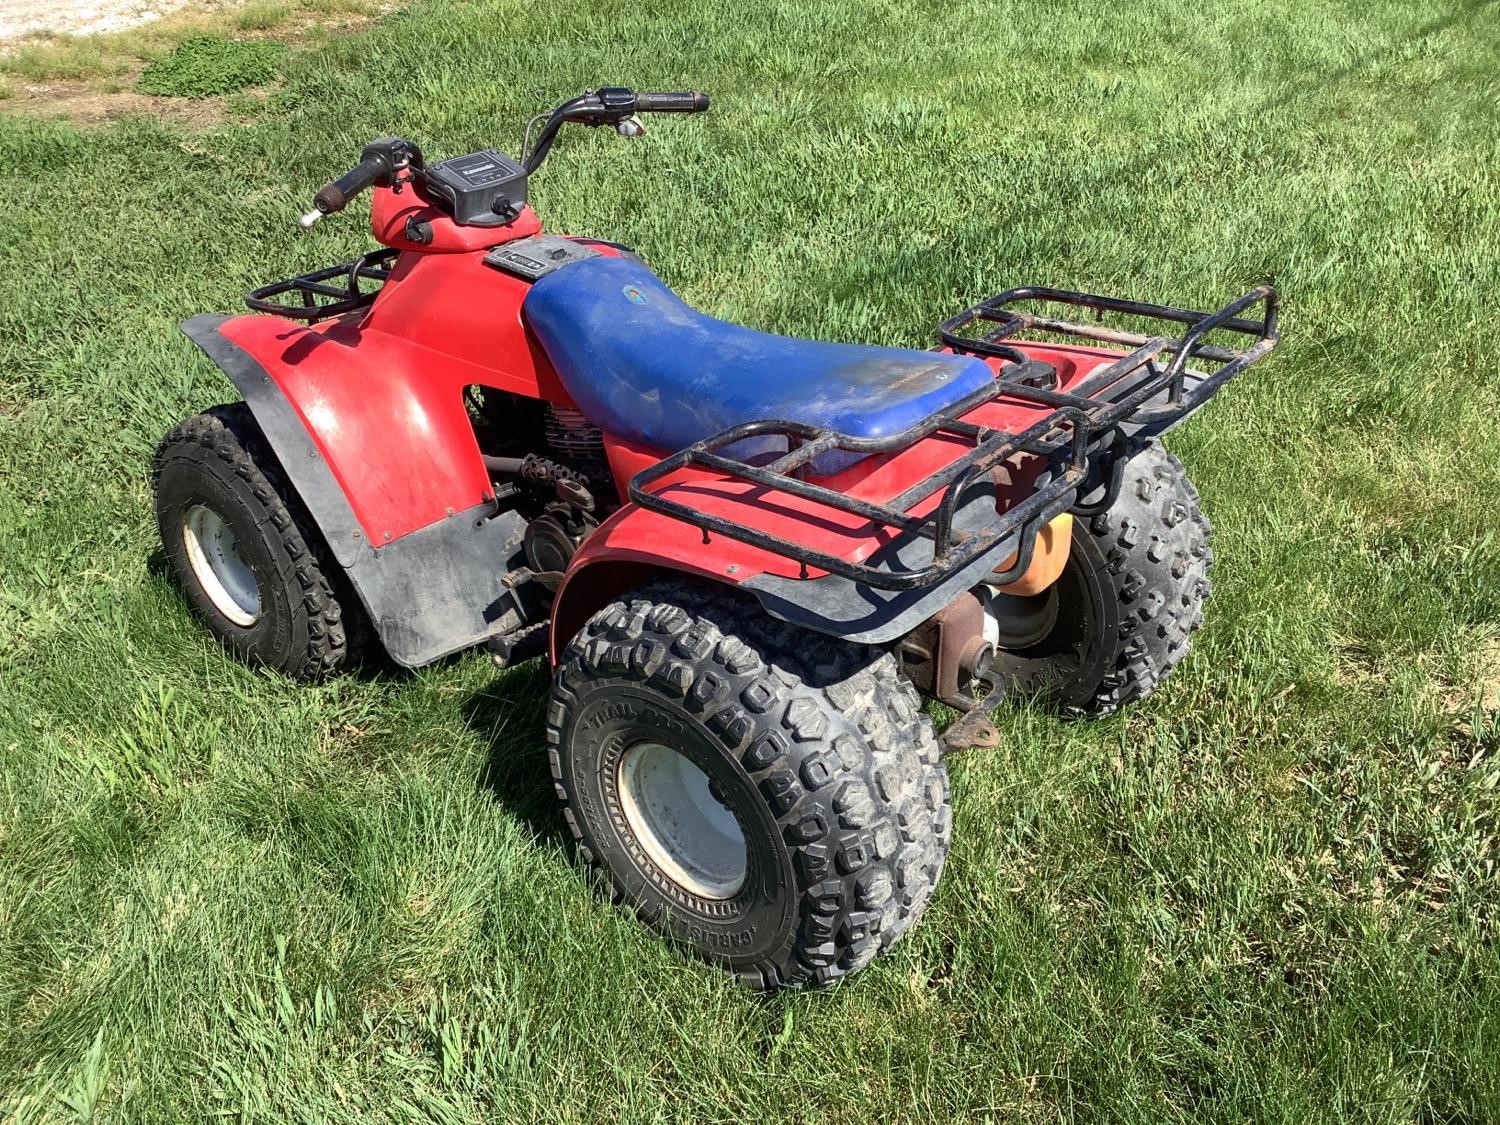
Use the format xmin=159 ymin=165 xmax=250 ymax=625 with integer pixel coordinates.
xmin=3 ymin=0 xmax=1499 ymax=1120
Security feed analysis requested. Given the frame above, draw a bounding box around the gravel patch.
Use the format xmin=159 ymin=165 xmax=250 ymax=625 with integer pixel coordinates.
xmin=0 ymin=0 xmax=205 ymax=42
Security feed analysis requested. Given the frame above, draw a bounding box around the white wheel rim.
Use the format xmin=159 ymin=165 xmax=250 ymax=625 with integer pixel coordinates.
xmin=617 ymin=742 xmax=748 ymax=899
xmin=182 ymin=503 xmax=261 ymax=627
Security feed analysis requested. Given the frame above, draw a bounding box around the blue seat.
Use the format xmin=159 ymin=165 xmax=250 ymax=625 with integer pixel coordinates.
xmin=522 ymin=256 xmax=994 ymax=460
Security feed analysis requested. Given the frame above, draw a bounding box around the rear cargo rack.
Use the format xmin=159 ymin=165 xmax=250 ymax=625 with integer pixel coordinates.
xmin=244 ymin=248 xmax=399 ymax=322
xmin=629 ymin=285 xmax=1278 ymax=591
xmin=940 ymin=284 xmax=1279 ymax=425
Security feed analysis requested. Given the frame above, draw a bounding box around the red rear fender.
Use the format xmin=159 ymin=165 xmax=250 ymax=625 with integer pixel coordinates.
xmin=551 ymin=342 xmax=1130 ymax=659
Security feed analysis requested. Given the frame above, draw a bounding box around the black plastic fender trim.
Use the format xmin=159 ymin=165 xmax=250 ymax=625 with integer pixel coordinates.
xmin=180 ymin=314 xmax=528 ymax=667
xmin=740 ymin=482 xmax=1039 ymax=646
xmin=347 ymin=501 xmax=528 ymax=667
xmin=182 ymin=314 xmax=367 ymax=567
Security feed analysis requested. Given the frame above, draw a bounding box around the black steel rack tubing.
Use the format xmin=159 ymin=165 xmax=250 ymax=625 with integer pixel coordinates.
xmin=244 ymin=248 xmax=400 ymax=322
xmin=629 ymin=285 xmax=1278 ymax=592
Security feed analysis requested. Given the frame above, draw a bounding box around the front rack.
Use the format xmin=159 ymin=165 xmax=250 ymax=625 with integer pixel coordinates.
xmin=629 ymin=284 xmax=1278 ymax=591
xmin=244 ymin=248 xmax=399 ymax=322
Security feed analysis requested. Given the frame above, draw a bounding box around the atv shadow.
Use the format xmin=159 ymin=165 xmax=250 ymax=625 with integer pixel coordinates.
xmin=145 ymin=545 xmax=171 ymax=579
xmin=461 ymin=661 xmax=570 ymax=847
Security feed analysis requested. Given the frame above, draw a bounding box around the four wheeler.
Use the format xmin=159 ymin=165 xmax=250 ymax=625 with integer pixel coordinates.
xmin=154 ymin=88 xmax=1279 ymax=989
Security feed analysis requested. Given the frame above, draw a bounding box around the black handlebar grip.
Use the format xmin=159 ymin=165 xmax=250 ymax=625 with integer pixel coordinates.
xmin=313 ymin=153 xmax=388 ymax=215
xmin=633 ymin=90 xmax=710 ymax=113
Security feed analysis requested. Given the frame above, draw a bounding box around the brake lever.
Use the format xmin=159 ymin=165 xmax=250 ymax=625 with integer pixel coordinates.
xmin=615 ymin=115 xmax=645 ymax=137
xmin=297 ymin=209 xmax=324 ymax=231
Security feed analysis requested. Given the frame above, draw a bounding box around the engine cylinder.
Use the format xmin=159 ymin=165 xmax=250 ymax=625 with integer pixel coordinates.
xmin=545 ymin=404 xmax=605 ymax=462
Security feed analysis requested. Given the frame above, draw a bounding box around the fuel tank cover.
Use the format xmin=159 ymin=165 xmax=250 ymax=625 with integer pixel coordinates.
xmin=484 ymin=235 xmax=600 ymax=281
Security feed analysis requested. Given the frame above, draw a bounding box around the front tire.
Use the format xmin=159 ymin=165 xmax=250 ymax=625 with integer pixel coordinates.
xmin=548 ymin=580 xmax=950 ymax=990
xmin=990 ymin=440 xmax=1212 ymax=716
xmin=153 ymin=404 xmax=371 ymax=680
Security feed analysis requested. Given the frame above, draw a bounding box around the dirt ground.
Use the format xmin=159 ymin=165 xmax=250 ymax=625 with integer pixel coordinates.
xmin=0 ymin=0 xmax=200 ymax=42
xmin=0 ymin=0 xmax=344 ymax=125
xmin=5 ymin=81 xmax=233 ymax=123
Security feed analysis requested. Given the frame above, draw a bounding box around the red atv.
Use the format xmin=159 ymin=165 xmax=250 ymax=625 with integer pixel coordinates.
xmin=154 ymin=88 xmax=1278 ymax=988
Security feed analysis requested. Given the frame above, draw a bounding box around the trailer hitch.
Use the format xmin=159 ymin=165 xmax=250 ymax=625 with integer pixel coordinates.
xmin=899 ymin=590 xmax=1005 ymax=753
xmin=940 ymin=670 xmax=1005 ymax=753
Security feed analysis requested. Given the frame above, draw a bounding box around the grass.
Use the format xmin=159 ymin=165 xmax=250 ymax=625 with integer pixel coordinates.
xmin=1 ymin=0 xmax=1498 ymax=1120
xmin=137 ymin=36 xmax=284 ymax=98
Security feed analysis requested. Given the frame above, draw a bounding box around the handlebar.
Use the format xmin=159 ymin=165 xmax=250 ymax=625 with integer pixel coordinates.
xmin=578 ymin=88 xmax=710 ymax=119
xmin=298 ymin=89 xmax=709 ymax=229
xmin=300 ymin=137 xmax=422 ymax=229
xmin=522 ymin=87 xmax=710 ymax=172
xmin=313 ymin=153 xmax=388 ymax=215
xmin=633 ymin=90 xmax=711 ymax=113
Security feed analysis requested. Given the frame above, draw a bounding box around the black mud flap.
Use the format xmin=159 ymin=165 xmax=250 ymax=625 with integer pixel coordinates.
xmin=181 ymin=314 xmax=526 ymax=667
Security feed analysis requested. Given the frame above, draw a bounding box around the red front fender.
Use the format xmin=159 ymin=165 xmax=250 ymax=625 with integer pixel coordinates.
xmin=182 ymin=312 xmax=537 ymax=667
xmin=209 ymin=313 xmax=493 ymax=544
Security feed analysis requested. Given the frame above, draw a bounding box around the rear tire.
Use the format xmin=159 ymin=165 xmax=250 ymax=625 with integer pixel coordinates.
xmin=548 ymin=580 xmax=950 ymax=989
xmin=990 ymin=440 xmax=1212 ymax=716
xmin=153 ymin=404 xmax=372 ymax=680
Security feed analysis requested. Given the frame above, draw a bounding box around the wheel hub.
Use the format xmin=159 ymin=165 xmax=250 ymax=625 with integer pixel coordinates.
xmin=616 ymin=741 xmax=747 ymax=899
xmin=181 ymin=503 xmax=261 ymax=627
xmin=980 ymin=582 xmax=1060 ymax=650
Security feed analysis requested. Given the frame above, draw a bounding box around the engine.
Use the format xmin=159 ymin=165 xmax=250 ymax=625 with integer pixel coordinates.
xmin=472 ymin=393 xmax=612 ymax=584
xmin=544 ymin=403 xmax=605 ymax=463
xmin=483 ymin=405 xmax=609 ymax=581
